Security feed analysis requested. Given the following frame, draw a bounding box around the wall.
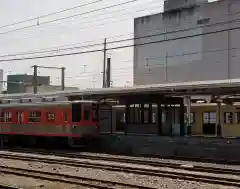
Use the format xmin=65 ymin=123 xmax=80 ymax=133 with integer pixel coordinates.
xmin=7 ymin=74 xmax=50 ymax=94
xmin=133 ymin=0 xmax=240 ymax=85
xmin=24 ymin=85 xmax=78 ymax=93
xmin=99 ymin=135 xmax=240 ymax=161
xmin=189 ymin=103 xmax=240 ymax=137
xmin=112 ymin=103 xmax=240 ymax=138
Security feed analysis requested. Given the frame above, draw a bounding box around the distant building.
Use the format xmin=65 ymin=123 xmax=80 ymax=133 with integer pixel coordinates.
xmin=0 ymin=69 xmax=3 ymax=93
xmin=24 ymin=84 xmax=78 ymax=93
xmin=134 ymin=0 xmax=240 ymax=85
xmin=7 ymin=74 xmax=50 ymax=94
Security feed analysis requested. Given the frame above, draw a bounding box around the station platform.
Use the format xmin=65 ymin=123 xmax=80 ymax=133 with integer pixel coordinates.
xmin=99 ymin=134 xmax=240 ymax=162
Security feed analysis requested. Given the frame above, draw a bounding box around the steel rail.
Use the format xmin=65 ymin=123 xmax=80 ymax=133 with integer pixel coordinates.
xmin=4 ymin=148 xmax=238 ymax=175
xmin=0 ymin=153 xmax=240 ymax=187
xmin=0 ymin=165 xmax=153 ymax=189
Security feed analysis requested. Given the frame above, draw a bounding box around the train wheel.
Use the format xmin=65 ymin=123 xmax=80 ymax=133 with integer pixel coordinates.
xmin=67 ymin=137 xmax=75 ymax=148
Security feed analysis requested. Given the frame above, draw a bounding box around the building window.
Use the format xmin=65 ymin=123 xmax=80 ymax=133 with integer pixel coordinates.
xmin=203 ymin=112 xmax=216 ymax=124
xmin=152 ymin=113 xmax=156 ymax=124
xmin=127 ymin=104 xmax=153 ymax=124
xmin=197 ymin=18 xmax=210 ymax=25
xmin=28 ymin=111 xmax=41 ymax=123
xmin=235 ymin=112 xmax=240 ymax=124
xmin=46 ymin=112 xmax=55 ymax=122
xmin=224 ymin=112 xmax=233 ymax=124
xmin=121 ymin=113 xmax=125 ymax=123
xmin=129 ymin=104 xmax=141 ymax=124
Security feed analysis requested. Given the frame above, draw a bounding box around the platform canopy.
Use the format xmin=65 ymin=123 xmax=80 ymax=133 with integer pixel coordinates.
xmin=1 ymin=79 xmax=240 ymax=100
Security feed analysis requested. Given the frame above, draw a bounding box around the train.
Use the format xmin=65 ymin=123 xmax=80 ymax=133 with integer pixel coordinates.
xmin=0 ymin=97 xmax=101 ymax=148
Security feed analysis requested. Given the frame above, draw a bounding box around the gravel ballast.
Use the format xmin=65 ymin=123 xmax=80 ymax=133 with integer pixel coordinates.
xmin=0 ymin=152 xmax=239 ymax=188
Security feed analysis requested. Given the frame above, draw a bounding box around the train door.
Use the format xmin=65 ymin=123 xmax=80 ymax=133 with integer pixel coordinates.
xmin=98 ymin=103 xmax=112 ymax=134
xmin=72 ymin=103 xmax=81 ymax=123
xmin=202 ymin=112 xmax=216 ymax=135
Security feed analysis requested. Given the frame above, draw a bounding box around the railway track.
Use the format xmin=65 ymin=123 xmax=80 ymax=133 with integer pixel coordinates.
xmin=0 ymin=152 xmax=240 ymax=187
xmin=2 ymin=148 xmax=240 ymax=175
xmin=0 ymin=185 xmax=20 ymax=189
xmin=0 ymin=165 xmax=153 ymax=189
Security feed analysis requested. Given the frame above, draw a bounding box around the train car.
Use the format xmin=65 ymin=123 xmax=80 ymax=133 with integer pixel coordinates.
xmin=0 ymin=98 xmax=100 ymax=148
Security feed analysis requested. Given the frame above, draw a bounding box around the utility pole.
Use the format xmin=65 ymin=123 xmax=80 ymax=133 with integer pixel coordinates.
xmin=102 ymin=38 xmax=107 ymax=88
xmin=61 ymin=67 xmax=65 ymax=91
xmin=106 ymin=57 xmax=111 ymax=88
xmin=227 ymin=0 xmax=231 ymax=79
xmin=31 ymin=65 xmax=66 ymax=93
xmin=33 ymin=65 xmax=38 ymax=94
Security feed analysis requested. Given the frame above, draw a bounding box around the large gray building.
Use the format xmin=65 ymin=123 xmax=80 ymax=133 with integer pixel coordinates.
xmin=134 ymin=0 xmax=240 ymax=85
xmin=7 ymin=74 xmax=50 ymax=94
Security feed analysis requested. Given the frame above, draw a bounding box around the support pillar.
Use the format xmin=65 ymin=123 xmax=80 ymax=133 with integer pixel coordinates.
xmin=216 ymin=101 xmax=222 ymax=137
xmin=184 ymin=96 xmax=192 ymax=135
xmin=157 ymin=103 xmax=162 ymax=136
xmin=125 ymin=104 xmax=130 ymax=135
xmin=179 ymin=98 xmax=185 ymax=136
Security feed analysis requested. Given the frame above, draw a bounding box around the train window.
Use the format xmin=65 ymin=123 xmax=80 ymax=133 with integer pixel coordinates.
xmin=28 ymin=111 xmax=41 ymax=123
xmin=46 ymin=112 xmax=55 ymax=122
xmin=72 ymin=103 xmax=81 ymax=122
xmin=17 ymin=112 xmax=24 ymax=123
xmin=0 ymin=112 xmax=4 ymax=122
xmin=224 ymin=112 xmax=233 ymax=124
xmin=4 ymin=112 xmax=12 ymax=122
xmin=84 ymin=109 xmax=91 ymax=121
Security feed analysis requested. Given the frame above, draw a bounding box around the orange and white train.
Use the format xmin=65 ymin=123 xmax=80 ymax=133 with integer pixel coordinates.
xmin=0 ymin=97 xmax=100 ymax=148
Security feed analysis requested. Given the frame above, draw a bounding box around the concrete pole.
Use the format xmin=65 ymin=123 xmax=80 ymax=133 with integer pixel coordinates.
xmin=186 ymin=96 xmax=192 ymax=135
xmin=106 ymin=58 xmax=111 ymax=88
xmin=33 ymin=65 xmax=38 ymax=94
xmin=102 ymin=38 xmax=107 ymax=88
xmin=61 ymin=67 xmax=65 ymax=91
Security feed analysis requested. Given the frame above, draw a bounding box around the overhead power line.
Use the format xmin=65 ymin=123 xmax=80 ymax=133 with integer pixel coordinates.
xmin=0 ymin=0 xmax=140 ymax=35
xmin=0 ymin=13 xmax=239 ymax=59
xmin=0 ymin=25 xmax=239 ymax=62
xmin=0 ymin=0 xmax=105 ymax=29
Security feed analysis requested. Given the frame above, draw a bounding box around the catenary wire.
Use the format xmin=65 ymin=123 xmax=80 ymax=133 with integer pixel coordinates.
xmin=0 ymin=22 xmax=239 ymax=62
xmin=1 ymin=7 xmax=239 ymax=59
xmin=0 ymin=0 xmax=106 ymax=29
xmin=0 ymin=0 xmax=159 ymax=49
xmin=0 ymin=0 xmax=159 ymax=58
xmin=0 ymin=0 xmax=141 ymax=35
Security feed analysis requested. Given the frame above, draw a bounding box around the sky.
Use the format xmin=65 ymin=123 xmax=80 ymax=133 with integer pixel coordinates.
xmin=0 ymin=0 xmax=165 ymax=89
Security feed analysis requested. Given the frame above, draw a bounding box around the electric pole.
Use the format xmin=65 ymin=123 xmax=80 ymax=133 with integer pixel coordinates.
xmin=61 ymin=67 xmax=65 ymax=91
xmin=31 ymin=65 xmax=66 ymax=94
xmin=33 ymin=65 xmax=38 ymax=94
xmin=106 ymin=57 xmax=111 ymax=88
xmin=102 ymin=38 xmax=107 ymax=88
